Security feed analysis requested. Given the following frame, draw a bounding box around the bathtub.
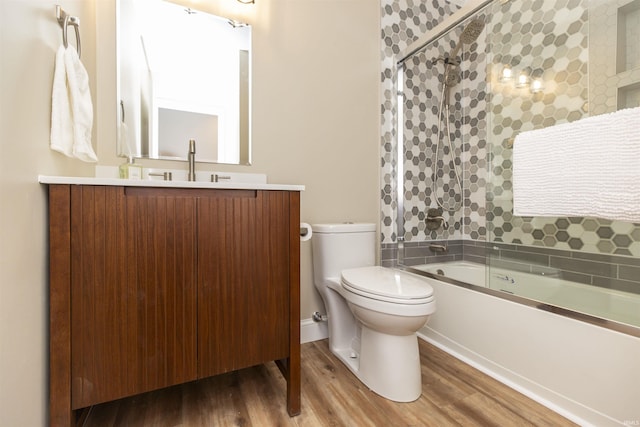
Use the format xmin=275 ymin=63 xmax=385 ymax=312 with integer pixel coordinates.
xmin=404 ymin=260 xmax=640 ymax=426
xmin=413 ymin=260 xmax=640 ymax=329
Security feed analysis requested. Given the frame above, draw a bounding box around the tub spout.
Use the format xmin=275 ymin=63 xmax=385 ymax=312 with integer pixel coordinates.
xmin=429 ymin=244 xmax=448 ymax=253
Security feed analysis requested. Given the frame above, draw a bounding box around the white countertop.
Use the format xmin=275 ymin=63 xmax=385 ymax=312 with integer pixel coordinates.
xmin=38 ymin=175 xmax=305 ymax=192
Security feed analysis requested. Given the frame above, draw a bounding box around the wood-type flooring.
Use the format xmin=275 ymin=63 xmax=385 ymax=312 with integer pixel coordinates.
xmin=85 ymin=338 xmax=577 ymax=426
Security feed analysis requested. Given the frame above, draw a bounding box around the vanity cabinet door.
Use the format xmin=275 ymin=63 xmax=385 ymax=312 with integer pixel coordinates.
xmin=70 ymin=186 xmax=197 ymax=409
xmin=197 ymin=190 xmax=291 ymax=377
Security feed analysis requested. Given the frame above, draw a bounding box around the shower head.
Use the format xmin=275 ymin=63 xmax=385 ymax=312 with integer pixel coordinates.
xmin=447 ymin=18 xmax=485 ymax=65
xmin=460 ymin=18 xmax=485 ymax=45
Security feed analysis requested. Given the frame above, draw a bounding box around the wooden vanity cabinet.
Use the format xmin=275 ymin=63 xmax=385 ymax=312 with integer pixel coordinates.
xmin=197 ymin=190 xmax=291 ymax=377
xmin=67 ymin=186 xmax=199 ymax=409
xmin=48 ymin=185 xmax=301 ymax=426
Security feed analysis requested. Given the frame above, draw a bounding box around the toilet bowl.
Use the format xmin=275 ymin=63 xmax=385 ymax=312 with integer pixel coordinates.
xmin=311 ymin=223 xmax=437 ymax=402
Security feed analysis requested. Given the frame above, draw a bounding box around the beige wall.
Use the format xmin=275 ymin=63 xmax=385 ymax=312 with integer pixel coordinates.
xmin=0 ymin=0 xmax=379 ymax=425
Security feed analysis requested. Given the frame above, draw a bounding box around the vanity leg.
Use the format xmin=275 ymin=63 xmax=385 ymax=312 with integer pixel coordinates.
xmin=49 ymin=185 xmax=74 ymax=427
xmin=286 ymin=355 xmax=301 ymax=416
xmin=288 ymin=192 xmax=301 ymax=416
xmin=276 ymin=355 xmax=300 ymax=416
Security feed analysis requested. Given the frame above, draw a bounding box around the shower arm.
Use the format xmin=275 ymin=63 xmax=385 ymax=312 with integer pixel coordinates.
xmin=447 ymin=41 xmax=464 ymax=65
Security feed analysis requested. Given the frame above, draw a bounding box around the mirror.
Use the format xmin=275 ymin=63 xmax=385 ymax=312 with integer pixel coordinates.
xmin=117 ymin=0 xmax=251 ymax=164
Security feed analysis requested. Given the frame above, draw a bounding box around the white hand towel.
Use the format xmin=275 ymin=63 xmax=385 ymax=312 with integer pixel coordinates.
xmin=50 ymin=46 xmax=74 ymax=158
xmin=50 ymin=46 xmax=98 ymax=162
xmin=513 ymin=107 xmax=640 ymax=223
xmin=64 ymin=46 xmax=98 ymax=162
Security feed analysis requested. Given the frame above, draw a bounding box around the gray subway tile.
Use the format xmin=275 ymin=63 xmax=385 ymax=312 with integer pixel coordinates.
xmin=463 ymin=244 xmax=487 ymax=257
xmin=530 ymin=265 xmax=564 ymax=278
xmin=516 ymin=245 xmax=573 ymax=258
xmin=490 ymin=242 xmax=518 ymax=251
xmin=463 ymin=254 xmax=487 ymax=265
xmin=488 ymin=259 xmax=532 ymax=273
xmin=618 ymin=265 xmax=640 ymax=282
xmin=572 ymin=251 xmax=623 ymax=264
xmin=550 ymin=257 xmax=616 ymax=277
xmin=500 ymin=249 xmax=549 ymax=266
xmin=419 ymin=255 xmax=458 ymax=264
xmin=381 ymin=247 xmax=397 ymax=260
xmin=404 ymin=246 xmax=430 ymax=258
xmin=558 ymin=270 xmax=593 ymax=285
xmin=403 ymin=257 xmax=428 ymax=266
xmin=611 ymin=255 xmax=640 ymax=267
xmin=592 ymin=276 xmax=640 ymax=295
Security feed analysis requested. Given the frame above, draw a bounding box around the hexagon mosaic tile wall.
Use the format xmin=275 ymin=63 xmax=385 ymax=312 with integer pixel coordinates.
xmin=487 ymin=0 xmax=640 ymax=257
xmin=400 ymin=12 xmax=488 ymax=244
xmin=381 ymin=0 xmax=640 ymax=261
xmin=380 ymin=0 xmax=459 ymax=244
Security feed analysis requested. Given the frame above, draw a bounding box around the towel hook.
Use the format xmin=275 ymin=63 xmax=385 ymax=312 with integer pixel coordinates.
xmin=55 ymin=5 xmax=81 ymax=58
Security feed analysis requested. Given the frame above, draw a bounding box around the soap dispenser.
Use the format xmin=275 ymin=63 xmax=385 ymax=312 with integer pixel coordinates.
xmin=119 ymin=157 xmax=143 ymax=180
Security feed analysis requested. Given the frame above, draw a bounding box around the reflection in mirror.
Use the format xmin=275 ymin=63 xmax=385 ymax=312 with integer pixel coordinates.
xmin=117 ymin=0 xmax=251 ymax=164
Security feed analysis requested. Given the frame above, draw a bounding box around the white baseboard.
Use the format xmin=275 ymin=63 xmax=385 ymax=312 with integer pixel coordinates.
xmin=301 ymin=318 xmax=328 ymax=344
xmin=298 ymin=319 xmax=621 ymax=426
xmin=417 ymin=329 xmax=617 ymax=427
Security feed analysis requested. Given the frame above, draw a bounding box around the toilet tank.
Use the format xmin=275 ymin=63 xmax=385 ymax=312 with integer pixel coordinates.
xmin=311 ymin=223 xmax=376 ymax=287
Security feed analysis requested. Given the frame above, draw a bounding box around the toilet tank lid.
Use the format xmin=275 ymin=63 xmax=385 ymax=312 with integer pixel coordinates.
xmin=312 ymin=223 xmax=376 ymax=233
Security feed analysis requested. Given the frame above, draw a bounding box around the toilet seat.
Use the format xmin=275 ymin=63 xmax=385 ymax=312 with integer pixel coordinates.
xmin=341 ymin=266 xmax=434 ymax=305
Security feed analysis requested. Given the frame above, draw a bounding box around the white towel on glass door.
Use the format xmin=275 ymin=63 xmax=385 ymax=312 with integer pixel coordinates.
xmin=50 ymin=45 xmax=98 ymax=162
xmin=512 ymin=107 xmax=640 ymax=223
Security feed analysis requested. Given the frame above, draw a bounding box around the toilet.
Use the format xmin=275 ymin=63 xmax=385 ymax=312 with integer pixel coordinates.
xmin=311 ymin=223 xmax=436 ymax=402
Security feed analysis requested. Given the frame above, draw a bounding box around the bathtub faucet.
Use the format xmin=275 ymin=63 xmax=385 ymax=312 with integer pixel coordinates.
xmin=429 ymin=244 xmax=448 ymax=254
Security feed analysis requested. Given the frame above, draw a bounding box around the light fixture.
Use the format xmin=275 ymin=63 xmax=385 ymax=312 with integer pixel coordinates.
xmin=499 ymin=64 xmax=513 ymax=83
xmin=237 ymin=0 xmax=255 ymax=3
xmin=530 ymin=77 xmax=544 ymax=94
xmin=500 ymin=64 xmax=545 ymax=96
xmin=515 ymin=70 xmax=530 ymax=88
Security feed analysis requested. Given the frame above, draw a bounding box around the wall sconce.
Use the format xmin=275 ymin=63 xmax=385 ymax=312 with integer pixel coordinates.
xmin=530 ymin=77 xmax=544 ymax=94
xmin=499 ymin=64 xmax=513 ymax=83
xmin=515 ymin=70 xmax=530 ymax=88
xmin=498 ymin=63 xmax=544 ymax=95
